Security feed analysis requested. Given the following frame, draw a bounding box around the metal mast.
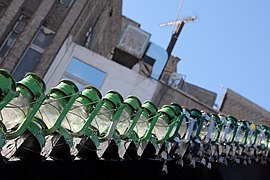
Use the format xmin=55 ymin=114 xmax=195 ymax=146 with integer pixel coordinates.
xmin=158 ymin=16 xmax=197 ymax=81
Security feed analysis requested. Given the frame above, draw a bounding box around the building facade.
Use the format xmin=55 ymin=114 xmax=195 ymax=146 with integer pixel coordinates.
xmin=0 ymin=0 xmax=122 ymax=80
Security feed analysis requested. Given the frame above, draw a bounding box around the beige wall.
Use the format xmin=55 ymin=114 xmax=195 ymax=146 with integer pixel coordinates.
xmin=44 ymin=40 xmax=158 ymax=102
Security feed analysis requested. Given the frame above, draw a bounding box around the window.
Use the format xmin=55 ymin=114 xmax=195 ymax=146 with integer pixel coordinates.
xmin=0 ymin=3 xmax=6 ymax=17
xmin=59 ymin=0 xmax=74 ymax=7
xmin=63 ymin=57 xmax=106 ymax=90
xmin=0 ymin=15 xmax=28 ymax=63
xmin=12 ymin=26 xmax=54 ymax=81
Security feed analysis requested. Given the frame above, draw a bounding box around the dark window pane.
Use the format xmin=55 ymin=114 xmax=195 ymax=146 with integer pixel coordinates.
xmin=14 ymin=16 xmax=27 ymax=32
xmin=33 ymin=28 xmax=54 ymax=48
xmin=0 ymin=32 xmax=17 ymax=60
xmin=66 ymin=57 xmax=106 ymax=88
xmin=0 ymin=15 xmax=27 ymax=62
xmin=0 ymin=3 xmax=6 ymax=17
xmin=13 ymin=48 xmax=41 ymax=81
xmin=60 ymin=0 xmax=73 ymax=7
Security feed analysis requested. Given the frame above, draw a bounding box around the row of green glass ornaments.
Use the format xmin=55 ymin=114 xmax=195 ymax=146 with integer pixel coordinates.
xmin=0 ymin=69 xmax=269 ymax=164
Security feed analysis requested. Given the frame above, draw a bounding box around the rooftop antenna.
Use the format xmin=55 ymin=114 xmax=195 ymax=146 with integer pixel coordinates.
xmin=158 ymin=0 xmax=197 ymax=81
xmin=160 ymin=16 xmax=197 ymax=59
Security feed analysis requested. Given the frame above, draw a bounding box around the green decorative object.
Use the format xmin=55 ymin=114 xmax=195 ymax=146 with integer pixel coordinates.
xmin=234 ymin=120 xmax=249 ymax=146
xmin=1 ymin=72 xmax=46 ymax=139
xmin=133 ymin=100 xmax=158 ymax=140
xmin=35 ymin=79 xmax=79 ymax=135
xmin=115 ymin=95 xmax=142 ymax=137
xmin=91 ymin=90 xmax=124 ymax=139
xmin=0 ymin=69 xmax=17 ymax=110
xmin=152 ymin=104 xmax=177 ymax=143
xmin=209 ymin=114 xmax=223 ymax=143
xmin=0 ymin=69 xmax=269 ymax=166
xmin=62 ymin=86 xmax=103 ymax=134
xmin=170 ymin=103 xmax=189 ymax=140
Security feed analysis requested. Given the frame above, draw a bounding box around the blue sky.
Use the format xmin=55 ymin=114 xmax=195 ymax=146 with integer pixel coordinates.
xmin=123 ymin=0 xmax=270 ymax=111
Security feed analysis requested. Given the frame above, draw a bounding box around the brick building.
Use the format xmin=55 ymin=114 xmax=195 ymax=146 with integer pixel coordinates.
xmin=219 ymin=88 xmax=270 ymax=126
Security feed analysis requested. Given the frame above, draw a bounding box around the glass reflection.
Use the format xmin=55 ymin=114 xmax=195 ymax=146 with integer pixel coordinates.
xmin=225 ymin=125 xmax=234 ymax=143
xmin=134 ymin=112 xmax=149 ymax=138
xmin=91 ymin=106 xmax=113 ymax=136
xmin=35 ymin=98 xmax=63 ymax=129
xmin=116 ymin=109 xmax=132 ymax=135
xmin=236 ymin=126 xmax=246 ymax=145
xmin=0 ymin=94 xmax=28 ymax=130
xmin=218 ymin=115 xmax=228 ymax=143
xmin=210 ymin=118 xmax=220 ymax=142
xmin=199 ymin=120 xmax=209 ymax=141
xmin=62 ymin=101 xmax=89 ymax=133
xmin=152 ymin=116 xmax=168 ymax=141
xmin=178 ymin=117 xmax=188 ymax=139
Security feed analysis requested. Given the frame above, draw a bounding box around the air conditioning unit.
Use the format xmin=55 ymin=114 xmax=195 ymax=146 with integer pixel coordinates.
xmin=116 ymin=25 xmax=151 ymax=59
xmin=112 ymin=25 xmax=151 ymax=68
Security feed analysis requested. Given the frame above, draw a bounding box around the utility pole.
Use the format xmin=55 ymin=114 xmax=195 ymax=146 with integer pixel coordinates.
xmin=158 ymin=16 xmax=197 ymax=81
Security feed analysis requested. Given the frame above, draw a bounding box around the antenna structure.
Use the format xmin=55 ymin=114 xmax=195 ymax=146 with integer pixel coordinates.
xmin=158 ymin=1 xmax=197 ymax=81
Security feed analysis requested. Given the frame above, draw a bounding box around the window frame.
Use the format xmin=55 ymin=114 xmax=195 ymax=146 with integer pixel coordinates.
xmin=30 ymin=26 xmax=55 ymax=54
xmin=0 ymin=3 xmax=6 ymax=17
xmin=59 ymin=0 xmax=74 ymax=7
xmin=12 ymin=26 xmax=55 ymax=80
xmin=0 ymin=15 xmax=27 ymax=63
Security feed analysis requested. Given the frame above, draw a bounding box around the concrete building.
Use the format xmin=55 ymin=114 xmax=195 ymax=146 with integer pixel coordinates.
xmin=44 ymin=38 xmax=158 ymax=102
